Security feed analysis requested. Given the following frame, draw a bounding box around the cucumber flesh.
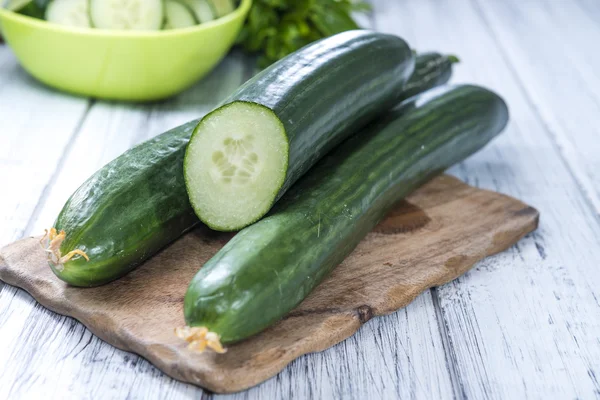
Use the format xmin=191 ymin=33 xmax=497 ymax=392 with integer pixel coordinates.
xmin=208 ymin=0 xmax=233 ymax=17
xmin=89 ymin=0 xmax=164 ymax=31
xmin=180 ymin=0 xmax=214 ymax=23
xmin=164 ymin=0 xmax=196 ymax=29
xmin=184 ymin=102 xmax=289 ymax=230
xmin=45 ymin=0 xmax=90 ymax=28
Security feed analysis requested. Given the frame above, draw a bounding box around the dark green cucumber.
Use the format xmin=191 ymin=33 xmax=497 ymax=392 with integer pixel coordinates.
xmin=184 ymin=30 xmax=415 ymax=231
xmin=183 ymin=84 xmax=509 ymax=346
xmin=401 ymin=52 xmax=460 ymax=101
xmin=47 ymin=121 xmax=200 ymax=287
xmin=45 ymin=45 xmax=456 ymax=287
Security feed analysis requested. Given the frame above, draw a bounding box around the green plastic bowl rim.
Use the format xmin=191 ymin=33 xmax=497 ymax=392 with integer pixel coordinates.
xmin=0 ymin=0 xmax=252 ymax=38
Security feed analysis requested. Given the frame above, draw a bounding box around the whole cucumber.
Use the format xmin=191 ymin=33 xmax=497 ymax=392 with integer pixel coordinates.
xmin=400 ymin=52 xmax=460 ymax=101
xmin=46 ymin=121 xmax=199 ymax=287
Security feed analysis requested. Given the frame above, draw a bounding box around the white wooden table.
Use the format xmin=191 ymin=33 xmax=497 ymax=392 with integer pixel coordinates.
xmin=2 ymin=0 xmax=600 ymax=398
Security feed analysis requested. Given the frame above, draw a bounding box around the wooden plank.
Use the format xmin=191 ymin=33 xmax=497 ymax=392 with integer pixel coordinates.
xmin=576 ymin=0 xmax=600 ymax=19
xmin=0 ymin=45 xmax=90 ymax=362
xmin=0 ymin=47 xmax=89 ymax=247
xmin=477 ymin=0 xmax=600 ymax=216
xmin=0 ymin=54 xmax=246 ymax=399
xmin=376 ymin=0 xmax=600 ymax=398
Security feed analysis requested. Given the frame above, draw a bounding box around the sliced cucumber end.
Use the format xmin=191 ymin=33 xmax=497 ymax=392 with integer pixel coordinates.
xmin=185 ymin=102 xmax=288 ymax=232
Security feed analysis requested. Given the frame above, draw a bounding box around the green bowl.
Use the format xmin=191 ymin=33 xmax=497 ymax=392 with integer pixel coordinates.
xmin=0 ymin=0 xmax=251 ymax=101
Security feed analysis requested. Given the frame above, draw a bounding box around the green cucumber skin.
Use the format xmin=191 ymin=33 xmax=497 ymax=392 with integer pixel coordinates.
xmin=228 ymin=29 xmax=414 ymax=196
xmin=53 ymin=120 xmax=200 ymax=287
xmin=401 ymin=52 xmax=459 ymax=101
xmin=51 ymin=45 xmax=451 ymax=287
xmin=17 ymin=1 xmax=44 ymax=18
xmin=184 ymin=84 xmax=509 ymax=343
xmin=188 ymin=30 xmax=414 ymax=230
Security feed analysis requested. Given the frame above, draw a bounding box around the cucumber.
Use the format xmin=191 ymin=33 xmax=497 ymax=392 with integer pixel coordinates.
xmin=45 ymin=0 xmax=90 ymax=27
xmin=180 ymin=0 xmax=215 ymax=23
xmin=184 ymin=30 xmax=415 ymax=231
xmin=17 ymin=2 xmax=44 ymax=18
xmin=164 ymin=0 xmax=196 ymax=29
xmin=42 ymin=46 xmax=455 ymax=288
xmin=89 ymin=0 xmax=164 ymax=31
xmin=44 ymin=120 xmax=200 ymax=287
xmin=208 ymin=0 xmax=233 ymax=17
xmin=179 ymin=84 xmax=509 ymax=351
xmin=400 ymin=53 xmax=460 ymax=101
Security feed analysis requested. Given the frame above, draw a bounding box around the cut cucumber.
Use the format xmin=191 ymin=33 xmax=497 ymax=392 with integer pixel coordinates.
xmin=184 ymin=30 xmax=414 ymax=231
xmin=90 ymin=0 xmax=164 ymax=31
xmin=185 ymin=102 xmax=289 ymax=230
xmin=45 ymin=0 xmax=90 ymax=28
xmin=164 ymin=0 xmax=196 ymax=29
xmin=208 ymin=0 xmax=233 ymax=17
xmin=180 ymin=0 xmax=215 ymax=23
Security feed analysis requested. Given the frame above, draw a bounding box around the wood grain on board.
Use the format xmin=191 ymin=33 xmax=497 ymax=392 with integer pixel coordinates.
xmin=0 ymin=175 xmax=538 ymax=393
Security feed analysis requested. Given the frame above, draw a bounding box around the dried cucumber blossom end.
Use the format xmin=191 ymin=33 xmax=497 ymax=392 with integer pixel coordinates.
xmin=175 ymin=326 xmax=227 ymax=354
xmin=40 ymin=228 xmax=89 ymax=271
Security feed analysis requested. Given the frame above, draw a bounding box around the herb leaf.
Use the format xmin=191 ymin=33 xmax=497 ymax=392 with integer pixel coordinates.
xmin=237 ymin=0 xmax=370 ymax=67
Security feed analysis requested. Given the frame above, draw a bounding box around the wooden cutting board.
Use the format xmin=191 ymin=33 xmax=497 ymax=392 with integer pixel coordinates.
xmin=0 ymin=175 xmax=539 ymax=393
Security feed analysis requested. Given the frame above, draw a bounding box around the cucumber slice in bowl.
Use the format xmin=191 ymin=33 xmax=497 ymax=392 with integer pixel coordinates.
xmin=164 ymin=0 xmax=196 ymax=29
xmin=45 ymin=0 xmax=90 ymax=27
xmin=90 ymin=0 xmax=164 ymax=31
xmin=180 ymin=0 xmax=215 ymax=23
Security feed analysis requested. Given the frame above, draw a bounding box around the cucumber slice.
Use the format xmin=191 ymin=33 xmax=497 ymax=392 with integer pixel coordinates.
xmin=164 ymin=0 xmax=196 ymax=29
xmin=180 ymin=0 xmax=214 ymax=23
xmin=208 ymin=0 xmax=233 ymax=17
xmin=89 ymin=0 xmax=164 ymax=31
xmin=184 ymin=102 xmax=289 ymax=231
xmin=45 ymin=0 xmax=90 ymax=28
